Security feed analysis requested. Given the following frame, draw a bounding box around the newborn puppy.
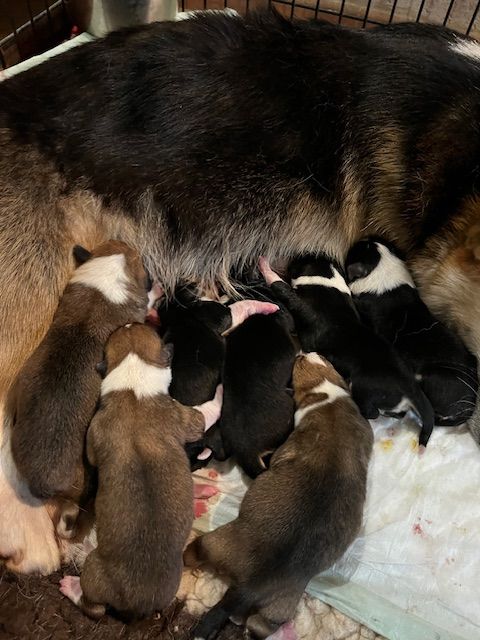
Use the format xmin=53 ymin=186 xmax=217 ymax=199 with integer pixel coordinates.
xmin=60 ymin=323 xmax=222 ymax=620
xmin=162 ymin=287 xmax=280 ymax=469
xmin=185 ymin=352 xmax=373 ymax=639
xmin=259 ymin=256 xmax=435 ymax=448
xmin=214 ymin=283 xmax=296 ymax=477
xmin=345 ymin=238 xmax=478 ymax=426
xmin=10 ymin=241 xmax=150 ymax=528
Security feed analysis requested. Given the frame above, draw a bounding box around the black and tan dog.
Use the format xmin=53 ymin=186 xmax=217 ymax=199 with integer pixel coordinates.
xmin=4 ymin=11 xmax=480 ymax=572
xmin=184 ymin=352 xmax=373 ymax=639
xmin=6 ymin=241 xmax=151 ymax=569
xmin=346 ymin=238 xmax=478 ymax=426
xmin=59 ymin=323 xmax=222 ymax=620
xmin=259 ymin=256 xmax=435 ymax=447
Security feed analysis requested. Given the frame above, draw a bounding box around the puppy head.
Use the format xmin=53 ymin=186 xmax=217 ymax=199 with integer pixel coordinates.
xmin=345 ymin=238 xmax=382 ymax=283
xmin=98 ymin=323 xmax=173 ymax=377
xmin=287 ymin=253 xmax=341 ymax=281
xmin=346 ymin=237 xmax=414 ymax=294
xmin=70 ymin=240 xmax=150 ymax=311
xmin=293 ymin=352 xmax=347 ymax=405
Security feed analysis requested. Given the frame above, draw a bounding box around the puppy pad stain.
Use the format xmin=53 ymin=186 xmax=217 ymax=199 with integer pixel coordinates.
xmin=379 ymin=438 xmax=394 ymax=452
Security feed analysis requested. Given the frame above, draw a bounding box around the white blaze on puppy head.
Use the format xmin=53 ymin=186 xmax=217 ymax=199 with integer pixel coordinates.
xmin=349 ymin=243 xmax=414 ymax=296
xmin=70 ymin=253 xmax=130 ymax=304
xmin=291 ymin=266 xmax=351 ymax=296
xmin=304 ymin=352 xmax=327 ymax=366
xmin=101 ymin=352 xmax=172 ymax=399
xmin=294 ymin=378 xmax=349 ymax=426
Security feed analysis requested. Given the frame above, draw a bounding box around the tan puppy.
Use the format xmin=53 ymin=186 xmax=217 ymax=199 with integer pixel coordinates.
xmin=59 ymin=323 xmax=222 ymax=620
xmin=4 ymin=241 xmax=150 ymax=573
xmin=185 ymin=352 xmax=373 ymax=640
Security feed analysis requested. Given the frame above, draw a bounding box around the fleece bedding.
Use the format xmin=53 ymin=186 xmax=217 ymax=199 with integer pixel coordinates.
xmin=4 ymin=18 xmax=480 ymax=640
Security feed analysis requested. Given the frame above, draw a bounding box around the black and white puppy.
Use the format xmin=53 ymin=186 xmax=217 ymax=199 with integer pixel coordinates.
xmin=345 ymin=237 xmax=478 ymax=426
xmin=259 ymin=256 xmax=435 ymax=448
xmin=213 ymin=282 xmax=296 ymax=478
xmin=160 ymin=287 xmax=231 ymax=469
xmin=162 ymin=288 xmax=280 ymax=469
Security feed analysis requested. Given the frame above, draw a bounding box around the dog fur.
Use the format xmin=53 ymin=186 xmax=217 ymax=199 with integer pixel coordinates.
xmin=2 ymin=11 xmax=480 ymax=572
xmin=184 ymin=352 xmax=373 ymax=639
xmin=59 ymin=323 xmax=222 ymax=619
xmin=345 ymin=237 xmax=478 ymax=426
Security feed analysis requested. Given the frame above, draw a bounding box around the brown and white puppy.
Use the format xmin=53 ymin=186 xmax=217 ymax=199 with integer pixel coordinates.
xmin=185 ymin=352 xmax=373 ymax=640
xmin=4 ymin=241 xmax=150 ymax=571
xmin=59 ymin=323 xmax=222 ymax=620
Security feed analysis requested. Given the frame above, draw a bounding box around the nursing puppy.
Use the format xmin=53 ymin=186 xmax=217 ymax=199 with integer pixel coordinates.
xmin=10 ymin=241 xmax=150 ymax=515
xmin=346 ymin=238 xmax=478 ymax=426
xmin=162 ymin=287 xmax=280 ymax=468
xmin=214 ymin=283 xmax=296 ymax=477
xmin=259 ymin=256 xmax=435 ymax=447
xmin=59 ymin=323 xmax=222 ymax=619
xmin=185 ymin=352 xmax=373 ymax=639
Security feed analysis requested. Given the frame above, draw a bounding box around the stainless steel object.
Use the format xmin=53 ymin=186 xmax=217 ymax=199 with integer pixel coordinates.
xmin=68 ymin=1 xmax=178 ymax=37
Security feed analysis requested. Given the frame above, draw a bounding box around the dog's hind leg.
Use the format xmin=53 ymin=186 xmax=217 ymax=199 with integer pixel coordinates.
xmin=193 ymin=585 xmax=257 ymax=640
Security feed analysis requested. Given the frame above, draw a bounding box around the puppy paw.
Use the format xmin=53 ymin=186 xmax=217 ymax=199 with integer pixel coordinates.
xmin=56 ymin=503 xmax=80 ymax=540
xmin=197 ymin=447 xmax=213 ymax=461
xmin=193 ymin=483 xmax=219 ymax=519
xmin=266 ymin=621 xmax=298 ymax=640
xmin=193 ymin=483 xmax=219 ymax=500
xmin=227 ymin=299 xmax=279 ymax=332
xmin=60 ymin=575 xmax=83 ymax=605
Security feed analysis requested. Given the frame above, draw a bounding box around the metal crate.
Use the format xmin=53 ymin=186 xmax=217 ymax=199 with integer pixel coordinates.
xmin=1 ymin=1 xmax=480 ymax=70
xmin=181 ymin=0 xmax=480 ymax=36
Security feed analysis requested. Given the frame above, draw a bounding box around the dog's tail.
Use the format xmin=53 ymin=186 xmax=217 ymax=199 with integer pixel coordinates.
xmin=193 ymin=586 xmax=257 ymax=640
xmin=409 ymin=387 xmax=435 ymax=449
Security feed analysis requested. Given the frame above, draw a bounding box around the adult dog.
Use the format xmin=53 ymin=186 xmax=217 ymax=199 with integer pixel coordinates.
xmin=1 ymin=10 xmax=480 ymax=574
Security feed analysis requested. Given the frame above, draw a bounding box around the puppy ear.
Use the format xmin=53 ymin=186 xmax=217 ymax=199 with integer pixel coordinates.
xmin=346 ymin=262 xmax=368 ymax=283
xmin=95 ymin=360 xmax=107 ymax=378
xmin=159 ymin=343 xmax=174 ymax=368
xmin=73 ymin=245 xmax=92 ymax=266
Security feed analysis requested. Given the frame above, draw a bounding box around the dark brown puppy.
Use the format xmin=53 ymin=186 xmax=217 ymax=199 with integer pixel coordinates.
xmin=185 ymin=352 xmax=373 ymax=640
xmin=10 ymin=240 xmax=150 ymax=535
xmin=59 ymin=323 xmax=222 ymax=620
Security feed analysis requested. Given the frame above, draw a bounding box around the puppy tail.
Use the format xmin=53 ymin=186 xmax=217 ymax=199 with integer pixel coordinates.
xmin=193 ymin=586 xmax=255 ymax=640
xmin=236 ymin=452 xmax=269 ymax=479
xmin=409 ymin=389 xmax=435 ymax=448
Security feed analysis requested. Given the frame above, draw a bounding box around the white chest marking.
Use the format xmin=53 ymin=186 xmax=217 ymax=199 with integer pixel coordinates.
xmin=70 ymin=254 xmax=130 ymax=304
xmin=349 ymin=244 xmax=414 ymax=295
xmin=291 ymin=267 xmax=351 ymax=295
xmin=294 ymin=379 xmax=348 ymax=426
xmin=101 ymin=353 xmax=171 ymax=399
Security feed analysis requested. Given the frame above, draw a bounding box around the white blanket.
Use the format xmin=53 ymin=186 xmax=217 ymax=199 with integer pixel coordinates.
xmin=191 ymin=418 xmax=480 ymax=640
